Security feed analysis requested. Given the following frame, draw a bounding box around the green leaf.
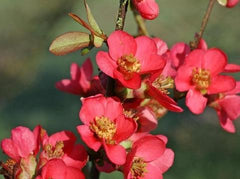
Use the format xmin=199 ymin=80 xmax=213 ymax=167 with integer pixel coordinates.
xmin=217 ymin=0 xmax=227 ymax=6
xmin=49 ymin=32 xmax=90 ymax=56
xmin=84 ymin=0 xmax=102 ymax=34
xmin=93 ymin=35 xmax=104 ymax=48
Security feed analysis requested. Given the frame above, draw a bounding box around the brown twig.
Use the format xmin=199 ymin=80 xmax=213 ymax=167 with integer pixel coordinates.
xmin=106 ymin=0 xmax=129 ymax=97
xmin=190 ymin=0 xmax=216 ymax=49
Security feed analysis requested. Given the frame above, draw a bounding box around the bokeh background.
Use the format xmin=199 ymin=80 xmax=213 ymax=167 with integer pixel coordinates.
xmin=0 ymin=0 xmax=240 ymax=178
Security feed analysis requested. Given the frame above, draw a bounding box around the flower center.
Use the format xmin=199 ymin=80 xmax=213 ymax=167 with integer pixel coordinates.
xmin=117 ymin=54 xmax=141 ymax=80
xmin=192 ymin=67 xmax=210 ymax=94
xmin=90 ymin=116 xmax=116 ymax=144
xmin=44 ymin=141 xmax=64 ymax=159
xmin=152 ymin=75 xmax=174 ymax=94
xmin=131 ymin=157 xmax=147 ymax=179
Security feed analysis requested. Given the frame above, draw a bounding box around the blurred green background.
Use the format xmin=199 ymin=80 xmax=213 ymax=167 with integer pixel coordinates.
xmin=0 ymin=0 xmax=240 ymax=178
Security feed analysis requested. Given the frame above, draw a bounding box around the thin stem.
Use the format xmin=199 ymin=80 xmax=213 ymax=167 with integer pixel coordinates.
xmin=190 ymin=0 xmax=216 ymax=49
xmin=106 ymin=0 xmax=129 ymax=97
xmin=131 ymin=6 xmax=149 ymax=36
xmin=90 ymin=162 xmax=100 ymax=179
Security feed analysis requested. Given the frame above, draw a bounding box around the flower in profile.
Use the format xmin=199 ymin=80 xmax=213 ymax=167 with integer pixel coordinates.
xmin=39 ymin=131 xmax=88 ymax=170
xmin=56 ymin=58 xmax=105 ymax=96
xmin=175 ymin=48 xmax=236 ymax=114
xmin=96 ymin=30 xmax=165 ymax=89
xmin=36 ymin=159 xmax=85 ymax=179
xmin=77 ymin=94 xmax=136 ymax=165
xmin=0 ymin=126 xmax=41 ymax=178
xmin=132 ymin=0 xmax=159 ymax=20
xmin=210 ymin=82 xmax=240 ymax=133
xmin=123 ymin=135 xmax=174 ymax=179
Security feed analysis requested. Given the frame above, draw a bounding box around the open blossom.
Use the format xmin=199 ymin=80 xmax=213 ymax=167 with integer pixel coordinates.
xmin=39 ymin=130 xmax=88 ymax=170
xmin=0 ymin=126 xmax=41 ymax=178
xmin=123 ymin=135 xmax=174 ymax=179
xmin=210 ymin=82 xmax=240 ymax=133
xmin=175 ymin=48 xmax=236 ymax=114
xmin=56 ymin=58 xmax=105 ymax=96
xmin=132 ymin=0 xmax=159 ymax=20
xmin=36 ymin=159 xmax=85 ymax=179
xmin=77 ymin=94 xmax=136 ymax=165
xmin=96 ymin=30 xmax=165 ymax=89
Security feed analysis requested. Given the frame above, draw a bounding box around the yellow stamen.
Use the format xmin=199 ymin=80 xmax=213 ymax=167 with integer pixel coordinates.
xmin=192 ymin=67 xmax=210 ymax=94
xmin=90 ymin=116 xmax=117 ymax=144
xmin=117 ymin=54 xmax=141 ymax=80
xmin=152 ymin=75 xmax=174 ymax=94
xmin=131 ymin=157 xmax=147 ymax=179
xmin=44 ymin=141 xmax=64 ymax=159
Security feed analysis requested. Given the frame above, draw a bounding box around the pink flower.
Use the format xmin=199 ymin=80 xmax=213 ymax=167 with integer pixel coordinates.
xmin=96 ymin=30 xmax=165 ymax=89
xmin=77 ymin=94 xmax=137 ymax=165
xmin=1 ymin=126 xmax=41 ymax=178
xmin=123 ymin=135 xmax=169 ymax=179
xmin=218 ymin=0 xmax=239 ymax=8
xmin=132 ymin=0 xmax=159 ymax=20
xmin=146 ymin=73 xmax=183 ymax=112
xmin=175 ymin=48 xmax=236 ymax=114
xmin=56 ymin=58 xmax=105 ymax=96
xmin=39 ymin=131 xmax=88 ymax=170
xmin=227 ymin=0 xmax=239 ymax=7
xmin=210 ymin=82 xmax=240 ymax=133
xmin=1 ymin=126 xmax=40 ymax=162
xmin=36 ymin=159 xmax=85 ymax=179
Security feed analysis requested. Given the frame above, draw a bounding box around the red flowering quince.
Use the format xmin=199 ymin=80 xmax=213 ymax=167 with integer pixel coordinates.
xmin=175 ymin=48 xmax=236 ymax=114
xmin=36 ymin=159 xmax=85 ymax=179
xmin=123 ymin=135 xmax=174 ymax=179
xmin=77 ymin=94 xmax=137 ymax=165
xmin=96 ymin=30 xmax=165 ymax=89
xmin=56 ymin=58 xmax=105 ymax=96
xmin=217 ymin=0 xmax=239 ymax=8
xmin=0 ymin=126 xmax=41 ymax=178
xmin=39 ymin=130 xmax=88 ymax=170
xmin=210 ymin=81 xmax=240 ymax=133
xmin=132 ymin=0 xmax=159 ymax=20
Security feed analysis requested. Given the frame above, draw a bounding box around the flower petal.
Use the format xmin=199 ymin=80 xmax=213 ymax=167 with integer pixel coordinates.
xmin=103 ymin=143 xmax=126 ymax=165
xmin=224 ymin=63 xmax=240 ymax=73
xmin=77 ymin=125 xmax=102 ymax=152
xmin=175 ymin=65 xmax=193 ymax=92
xmin=133 ymin=136 xmax=166 ymax=162
xmin=113 ymin=69 xmax=141 ymax=89
xmin=186 ymin=88 xmax=207 ymax=114
xmin=114 ymin=115 xmax=137 ymax=143
xmin=108 ymin=30 xmax=137 ymax=60
xmin=96 ymin=51 xmax=116 ymax=78
xmin=219 ymin=95 xmax=240 ymax=120
xmin=202 ymin=48 xmax=227 ymax=76
xmin=208 ymin=75 xmax=236 ymax=94
xmin=217 ymin=110 xmax=236 ymax=133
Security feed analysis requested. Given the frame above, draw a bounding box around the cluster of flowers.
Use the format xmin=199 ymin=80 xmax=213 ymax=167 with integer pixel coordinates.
xmin=1 ymin=0 xmax=240 ymax=178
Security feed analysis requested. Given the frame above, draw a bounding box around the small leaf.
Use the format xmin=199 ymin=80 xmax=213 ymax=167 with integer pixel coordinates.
xmin=93 ymin=35 xmax=104 ymax=48
xmin=49 ymin=32 xmax=90 ymax=56
xmin=84 ymin=0 xmax=102 ymax=34
xmin=217 ymin=0 xmax=227 ymax=6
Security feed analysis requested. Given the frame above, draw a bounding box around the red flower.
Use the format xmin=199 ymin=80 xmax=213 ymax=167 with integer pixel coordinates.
xmin=77 ymin=94 xmax=137 ymax=165
xmin=123 ymin=135 xmax=168 ymax=179
xmin=175 ymin=48 xmax=236 ymax=114
xmin=96 ymin=30 xmax=165 ymax=89
xmin=210 ymin=82 xmax=240 ymax=133
xmin=56 ymin=58 xmax=105 ymax=96
xmin=1 ymin=126 xmax=40 ymax=162
xmin=217 ymin=0 xmax=239 ymax=8
xmin=39 ymin=131 xmax=88 ymax=170
xmin=132 ymin=0 xmax=159 ymax=20
xmin=1 ymin=126 xmax=41 ymax=178
xmin=36 ymin=159 xmax=85 ymax=179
